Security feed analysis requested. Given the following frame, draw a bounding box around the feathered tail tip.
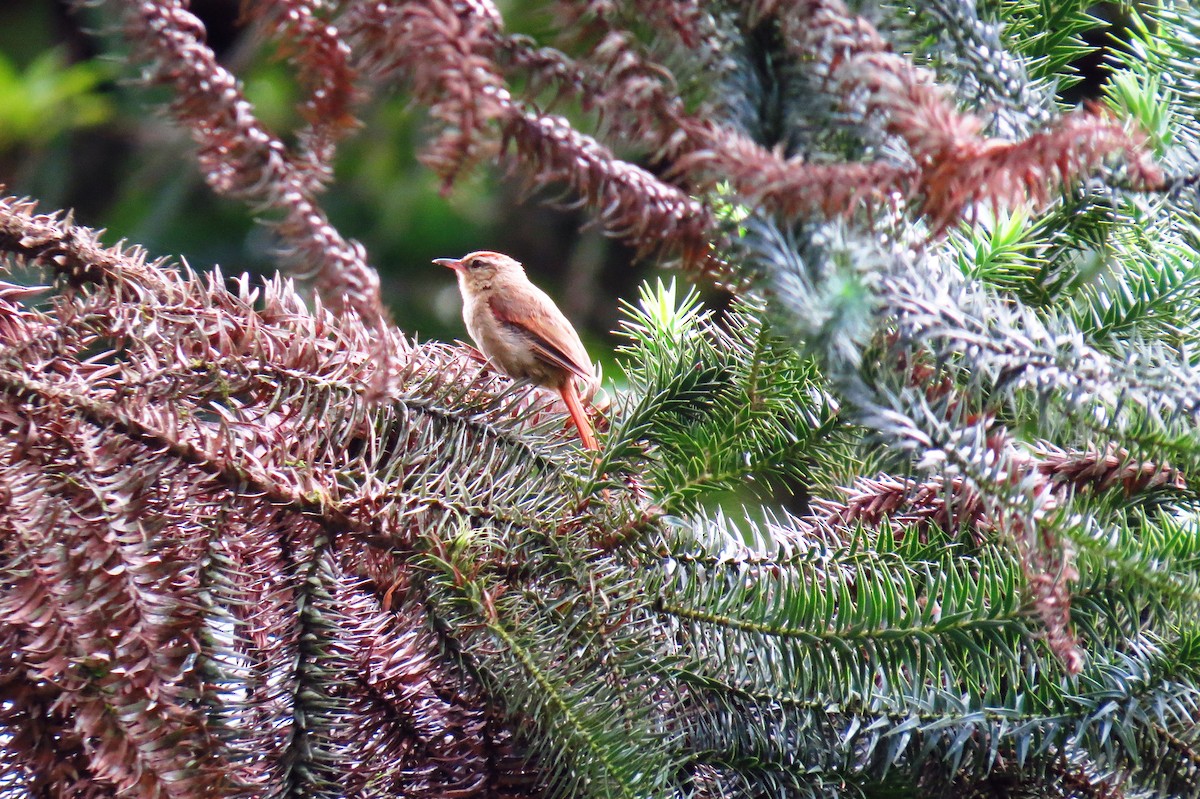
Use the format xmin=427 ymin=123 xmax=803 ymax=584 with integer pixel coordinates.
xmin=559 ymin=379 xmax=599 ymax=450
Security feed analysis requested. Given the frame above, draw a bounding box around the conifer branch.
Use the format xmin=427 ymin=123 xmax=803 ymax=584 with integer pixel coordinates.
xmin=814 ymin=444 xmax=1185 ymax=536
xmin=497 ymin=22 xmax=910 ymax=225
xmin=117 ymin=2 xmax=387 ymax=329
xmin=350 ymin=0 xmax=718 ymax=271
xmin=3 ymin=0 xmax=1199 ymax=795
xmin=243 ymin=0 xmax=362 ymax=160
xmin=761 ymin=0 xmax=1165 ymax=230
xmin=0 ymin=366 xmax=371 ymax=540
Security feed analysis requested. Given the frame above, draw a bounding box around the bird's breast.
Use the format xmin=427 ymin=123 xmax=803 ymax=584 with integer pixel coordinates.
xmin=463 ymin=294 xmax=563 ymax=387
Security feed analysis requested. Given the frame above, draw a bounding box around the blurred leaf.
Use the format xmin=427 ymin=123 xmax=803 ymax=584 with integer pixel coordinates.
xmin=0 ymin=48 xmax=114 ymax=151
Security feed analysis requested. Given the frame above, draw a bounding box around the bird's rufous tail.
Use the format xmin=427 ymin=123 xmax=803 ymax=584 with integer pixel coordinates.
xmin=559 ymin=379 xmax=598 ymax=450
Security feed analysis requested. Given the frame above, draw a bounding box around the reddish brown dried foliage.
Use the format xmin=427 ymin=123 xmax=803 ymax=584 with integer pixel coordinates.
xmin=111 ymin=0 xmax=1161 ymax=288
xmin=769 ymin=0 xmax=1165 ymax=230
xmin=361 ymin=0 xmax=718 ymax=270
xmin=125 ymin=1 xmax=385 ymax=329
xmin=812 ymin=444 xmax=1180 ymax=537
xmin=247 ymin=0 xmax=361 ymax=134
xmin=810 ymin=438 xmax=1182 ymax=674
xmin=499 ymin=16 xmax=904 ymax=227
xmin=0 ymin=195 xmax=551 ymax=797
xmin=0 ymin=0 xmax=1177 ymax=789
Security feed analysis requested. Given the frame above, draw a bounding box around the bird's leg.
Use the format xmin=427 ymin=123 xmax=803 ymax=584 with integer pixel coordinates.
xmin=558 ymin=378 xmax=598 ymax=450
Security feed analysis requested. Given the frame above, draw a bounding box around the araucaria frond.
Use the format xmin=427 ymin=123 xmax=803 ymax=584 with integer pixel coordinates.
xmin=4 ymin=0 xmax=1200 ymax=797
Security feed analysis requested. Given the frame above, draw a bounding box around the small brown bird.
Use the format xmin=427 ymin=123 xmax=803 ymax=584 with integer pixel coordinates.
xmin=434 ymin=251 xmax=599 ymax=450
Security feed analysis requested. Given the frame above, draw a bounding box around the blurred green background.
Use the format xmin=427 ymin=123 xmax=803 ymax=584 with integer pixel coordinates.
xmin=0 ymin=0 xmax=663 ymax=362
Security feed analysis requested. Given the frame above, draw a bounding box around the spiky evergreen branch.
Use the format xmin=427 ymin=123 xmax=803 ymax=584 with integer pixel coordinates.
xmin=599 ymin=280 xmax=843 ymax=511
xmin=4 ymin=0 xmax=1200 ymax=796
xmin=0 ymin=191 xmax=607 ymax=797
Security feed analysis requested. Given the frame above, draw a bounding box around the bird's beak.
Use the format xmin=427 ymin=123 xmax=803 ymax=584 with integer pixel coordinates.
xmin=433 ymin=257 xmax=461 ymax=270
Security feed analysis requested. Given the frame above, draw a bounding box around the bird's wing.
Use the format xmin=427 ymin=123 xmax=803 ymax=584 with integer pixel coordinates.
xmin=487 ymin=294 xmax=594 ymax=383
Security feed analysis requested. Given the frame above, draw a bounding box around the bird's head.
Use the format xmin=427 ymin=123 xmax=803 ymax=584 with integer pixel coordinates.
xmin=433 ymin=251 xmax=524 ymax=291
